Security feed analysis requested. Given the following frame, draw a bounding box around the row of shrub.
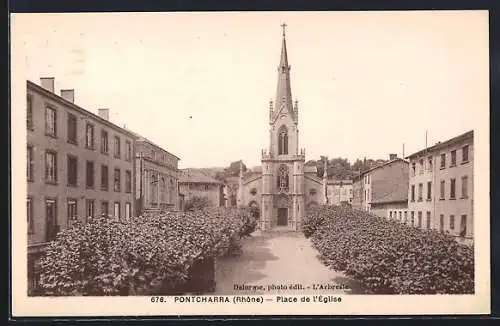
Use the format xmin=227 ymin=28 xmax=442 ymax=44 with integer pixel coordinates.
xmin=302 ymin=205 xmax=474 ymax=294
xmin=36 ymin=207 xmax=256 ymax=296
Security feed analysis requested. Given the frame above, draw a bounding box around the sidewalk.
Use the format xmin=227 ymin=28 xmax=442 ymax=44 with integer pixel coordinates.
xmin=215 ymin=230 xmax=366 ymax=295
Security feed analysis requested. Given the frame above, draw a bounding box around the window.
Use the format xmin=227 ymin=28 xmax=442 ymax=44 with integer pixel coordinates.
xmin=67 ymin=113 xmax=77 ymax=144
xmin=404 ymin=211 xmax=408 ymax=223
xmin=114 ymin=168 xmax=121 ymax=192
xmin=399 ymin=211 xmax=402 ymax=221
xmin=161 ymin=177 xmax=166 ymax=202
xmin=85 ymin=123 xmax=94 ymax=149
xmin=45 ymin=199 xmax=58 ymax=242
xmin=462 ymin=145 xmax=469 ymax=163
xmin=277 ymin=165 xmax=289 ymax=192
xmin=278 ymin=126 xmax=288 ymax=155
xmin=427 ymin=181 xmax=432 ymax=200
xmin=419 ymin=159 xmax=424 ymax=174
xmin=411 ymin=211 xmax=415 ymax=226
xmin=440 ymin=153 xmax=446 ymax=169
xmin=67 ymin=199 xmax=78 ymax=226
xmin=169 ymin=179 xmax=175 ymax=204
xmin=45 ymin=151 xmax=57 ymax=183
xmin=389 ymin=211 xmax=392 ymax=219
xmin=125 ymin=202 xmax=131 ymax=219
xmin=45 ymin=106 xmax=57 ymax=137
xmin=101 ymin=165 xmax=108 ymax=191
xmin=27 ymin=94 xmax=33 ymax=130
xmin=27 ymin=197 xmax=34 ymax=234
xmin=411 ymin=162 xmax=416 ymax=176
xmin=86 ymin=161 xmax=94 ymax=189
xmin=461 ymin=176 xmax=468 ymax=198
xmin=440 ymin=180 xmax=445 ymax=200
xmin=114 ymin=202 xmax=120 ymax=220
xmin=67 ymin=155 xmax=78 ymax=187
xmin=450 ymin=178 xmax=456 ymax=199
xmin=101 ymin=201 xmax=109 ymax=217
xmin=440 ymin=214 xmax=444 ymax=232
xmin=101 ymin=130 xmax=108 ymax=154
xmin=449 ymin=215 xmax=455 ymax=230
xmin=114 ymin=136 xmax=121 ymax=158
xmin=460 ymin=215 xmax=467 ymax=237
xmin=426 ymin=211 xmax=431 ymax=229
xmin=152 ymin=151 xmax=156 ymax=161
xmin=27 ymin=145 xmax=34 ymax=182
xmin=428 ymin=156 xmax=433 ymax=172
xmin=85 ymin=199 xmax=95 ymax=221
xmin=125 ymin=170 xmax=132 ymax=193
xmin=418 ymin=183 xmax=423 ymax=201
xmin=450 ymin=150 xmax=457 ymax=167
xmin=125 ymin=141 xmax=132 ymax=161
xmin=411 ymin=185 xmax=415 ymax=202
xmin=417 ymin=211 xmax=422 ymax=228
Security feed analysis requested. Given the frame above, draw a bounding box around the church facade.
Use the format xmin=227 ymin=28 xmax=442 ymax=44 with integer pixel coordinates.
xmin=236 ymin=25 xmax=327 ymax=231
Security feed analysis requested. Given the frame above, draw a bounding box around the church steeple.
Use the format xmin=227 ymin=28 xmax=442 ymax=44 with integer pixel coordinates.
xmin=271 ymin=23 xmax=296 ymax=123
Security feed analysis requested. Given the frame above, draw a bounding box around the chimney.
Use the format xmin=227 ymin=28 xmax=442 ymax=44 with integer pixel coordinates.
xmin=60 ymin=89 xmax=75 ymax=103
xmin=40 ymin=77 xmax=55 ymax=92
xmin=389 ymin=153 xmax=397 ymax=160
xmin=98 ymin=108 xmax=110 ymax=121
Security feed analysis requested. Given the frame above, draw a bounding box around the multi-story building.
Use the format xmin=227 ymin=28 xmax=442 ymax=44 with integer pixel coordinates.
xmin=353 ymin=154 xmax=409 ymax=218
xmin=352 ymin=172 xmax=364 ymax=211
xmin=178 ymin=169 xmax=225 ymax=208
xmin=27 ymin=77 xmax=136 ymax=293
xmin=326 ymin=179 xmax=353 ymax=206
xmin=131 ymin=133 xmax=180 ymax=214
xmin=406 ymin=130 xmax=474 ymax=242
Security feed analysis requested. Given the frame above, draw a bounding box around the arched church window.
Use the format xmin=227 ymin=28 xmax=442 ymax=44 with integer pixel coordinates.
xmin=277 ymin=165 xmax=289 ymax=193
xmin=278 ymin=125 xmax=288 ymax=155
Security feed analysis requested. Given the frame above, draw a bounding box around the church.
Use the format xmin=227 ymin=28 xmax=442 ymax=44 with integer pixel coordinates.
xmin=236 ymin=24 xmax=328 ymax=231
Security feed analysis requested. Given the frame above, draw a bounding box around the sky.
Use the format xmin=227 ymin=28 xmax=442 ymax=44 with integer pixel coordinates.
xmin=12 ymin=11 xmax=489 ymax=169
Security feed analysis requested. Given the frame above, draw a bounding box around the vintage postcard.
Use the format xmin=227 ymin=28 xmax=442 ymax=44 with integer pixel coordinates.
xmin=11 ymin=10 xmax=490 ymax=317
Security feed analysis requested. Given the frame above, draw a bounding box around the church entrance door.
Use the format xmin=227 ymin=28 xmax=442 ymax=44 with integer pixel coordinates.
xmin=277 ymin=208 xmax=288 ymax=226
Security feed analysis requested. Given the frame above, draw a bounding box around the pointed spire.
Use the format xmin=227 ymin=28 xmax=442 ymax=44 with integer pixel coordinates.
xmin=273 ymin=23 xmax=295 ymax=122
xmin=279 ymin=22 xmax=289 ymax=70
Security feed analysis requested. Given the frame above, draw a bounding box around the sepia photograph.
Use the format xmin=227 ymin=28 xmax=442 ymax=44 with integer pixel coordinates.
xmin=11 ymin=10 xmax=490 ymax=316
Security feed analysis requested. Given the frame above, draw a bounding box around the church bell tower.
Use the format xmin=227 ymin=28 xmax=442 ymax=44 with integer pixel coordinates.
xmin=261 ymin=23 xmax=306 ymax=231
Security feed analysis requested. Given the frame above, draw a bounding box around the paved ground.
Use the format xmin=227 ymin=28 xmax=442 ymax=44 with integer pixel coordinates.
xmin=215 ymin=230 xmax=367 ymax=295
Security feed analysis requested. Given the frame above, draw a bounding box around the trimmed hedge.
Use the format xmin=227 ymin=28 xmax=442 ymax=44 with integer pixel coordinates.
xmin=37 ymin=208 xmax=256 ymax=296
xmin=302 ymin=205 xmax=474 ymax=294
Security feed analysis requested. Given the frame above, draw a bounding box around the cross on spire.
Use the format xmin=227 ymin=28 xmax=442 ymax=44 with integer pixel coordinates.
xmin=281 ymin=22 xmax=287 ymax=37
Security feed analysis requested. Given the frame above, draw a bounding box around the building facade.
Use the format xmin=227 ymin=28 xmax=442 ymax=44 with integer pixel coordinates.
xmin=353 ymin=155 xmax=409 ymax=218
xmin=133 ymin=136 xmax=180 ymax=214
xmin=406 ymin=130 xmax=474 ymax=241
xmin=27 ymin=78 xmax=136 ymax=292
xmin=236 ymin=25 xmax=327 ymax=231
xmin=326 ymin=180 xmax=354 ymax=206
xmin=352 ymin=173 xmax=364 ymax=211
xmin=179 ymin=169 xmax=225 ymax=208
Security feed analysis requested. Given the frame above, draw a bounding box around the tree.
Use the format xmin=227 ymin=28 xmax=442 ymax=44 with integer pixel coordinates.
xmin=215 ymin=160 xmax=247 ymax=182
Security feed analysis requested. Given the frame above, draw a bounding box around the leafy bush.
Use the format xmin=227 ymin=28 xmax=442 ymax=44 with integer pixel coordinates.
xmin=184 ymin=196 xmax=211 ymax=211
xmin=38 ymin=208 xmax=251 ymax=296
xmin=303 ymin=205 xmax=474 ymax=294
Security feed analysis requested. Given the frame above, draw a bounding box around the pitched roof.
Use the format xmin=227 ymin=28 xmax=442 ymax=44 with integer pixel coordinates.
xmin=363 ymin=158 xmax=408 ymax=175
xmin=405 ymin=130 xmax=474 ymax=159
xmin=179 ymin=169 xmax=222 ymax=184
xmin=327 ymin=179 xmax=353 ymax=185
